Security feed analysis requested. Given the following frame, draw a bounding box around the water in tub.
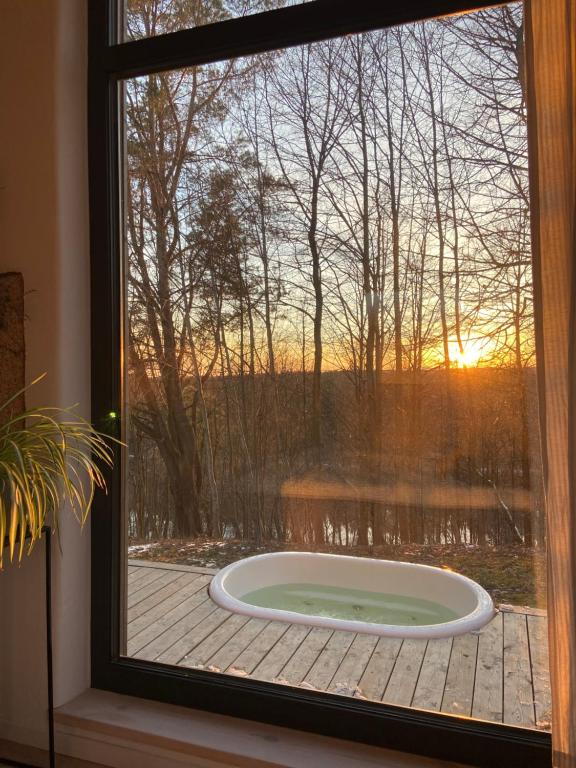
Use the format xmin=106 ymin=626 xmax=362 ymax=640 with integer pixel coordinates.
xmin=241 ymin=583 xmax=459 ymax=626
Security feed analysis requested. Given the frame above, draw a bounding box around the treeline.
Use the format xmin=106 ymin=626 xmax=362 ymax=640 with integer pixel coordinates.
xmin=124 ymin=1 xmax=543 ymax=547
xmin=128 ymin=367 xmax=544 ymax=547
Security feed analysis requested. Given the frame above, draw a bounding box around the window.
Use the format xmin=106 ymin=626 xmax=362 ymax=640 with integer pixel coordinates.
xmin=121 ymin=0 xmax=305 ymax=41
xmin=90 ymin=2 xmax=552 ymax=765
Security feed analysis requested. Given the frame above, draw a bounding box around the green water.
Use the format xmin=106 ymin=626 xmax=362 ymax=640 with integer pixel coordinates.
xmin=242 ymin=583 xmax=459 ymax=626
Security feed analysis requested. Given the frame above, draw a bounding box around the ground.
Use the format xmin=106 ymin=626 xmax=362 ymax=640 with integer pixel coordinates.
xmin=128 ymin=538 xmax=547 ymax=608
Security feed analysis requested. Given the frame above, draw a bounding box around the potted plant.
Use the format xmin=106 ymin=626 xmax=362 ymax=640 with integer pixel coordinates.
xmin=0 ymin=375 xmax=114 ymax=567
xmin=0 ymin=375 xmax=115 ymax=767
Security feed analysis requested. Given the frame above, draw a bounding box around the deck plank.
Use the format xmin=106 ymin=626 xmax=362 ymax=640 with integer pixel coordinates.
xmin=127 ymin=575 xmax=211 ymax=641
xmin=356 ymin=637 xmax=402 ymax=701
xmin=155 ymin=607 xmax=233 ymax=666
xmin=207 ymin=618 xmax=269 ymax=673
xmin=127 ymin=566 xmax=154 ymax=585
xmin=528 ymin=615 xmax=551 ymax=730
xmin=179 ymin=613 xmax=251 ymax=669
xmin=503 ymin=611 xmax=535 ymax=728
xmin=303 ymin=630 xmax=355 ymax=691
xmin=229 ymin=621 xmax=291 ymax=675
xmin=251 ymin=624 xmax=311 ymax=680
xmin=280 ymin=627 xmax=333 ymax=685
xmin=127 ymin=570 xmax=183 ymax=609
xmin=127 ymin=572 xmax=203 ymax=623
xmin=127 ymin=568 xmax=166 ymax=595
xmin=328 ymin=633 xmax=379 ymax=697
xmin=129 ymin=559 xmax=217 ymax=575
xmin=383 ymin=638 xmax=427 ymax=707
xmin=472 ymin=611 xmax=503 ymax=723
xmin=441 ymin=633 xmax=478 ymax=717
xmin=412 ymin=638 xmax=453 ymax=712
xmin=130 ymin=595 xmax=215 ymax=659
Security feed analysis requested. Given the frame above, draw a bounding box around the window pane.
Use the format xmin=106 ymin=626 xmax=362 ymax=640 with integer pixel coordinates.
xmin=122 ymin=0 xmax=307 ymax=41
xmin=121 ymin=1 xmax=550 ymax=732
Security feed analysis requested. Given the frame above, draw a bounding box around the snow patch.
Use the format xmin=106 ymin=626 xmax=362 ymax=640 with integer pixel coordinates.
xmin=128 ymin=543 xmax=159 ymax=554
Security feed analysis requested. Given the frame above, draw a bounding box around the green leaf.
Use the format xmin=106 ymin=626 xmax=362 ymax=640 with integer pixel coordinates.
xmin=0 ymin=377 xmax=120 ymax=567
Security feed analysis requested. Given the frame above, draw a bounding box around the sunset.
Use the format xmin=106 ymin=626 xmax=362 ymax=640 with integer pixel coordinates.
xmin=447 ymin=336 xmax=492 ymax=368
xmin=124 ymin=2 xmax=539 ymax=567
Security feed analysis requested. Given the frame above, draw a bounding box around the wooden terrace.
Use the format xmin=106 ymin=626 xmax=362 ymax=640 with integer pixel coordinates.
xmin=126 ymin=560 xmax=551 ymax=731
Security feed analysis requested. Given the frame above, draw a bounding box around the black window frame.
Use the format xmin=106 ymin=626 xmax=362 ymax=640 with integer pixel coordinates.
xmin=89 ymin=2 xmax=552 ymax=765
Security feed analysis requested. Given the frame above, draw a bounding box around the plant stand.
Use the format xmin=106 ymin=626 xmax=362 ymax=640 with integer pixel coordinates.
xmin=0 ymin=526 xmax=54 ymax=768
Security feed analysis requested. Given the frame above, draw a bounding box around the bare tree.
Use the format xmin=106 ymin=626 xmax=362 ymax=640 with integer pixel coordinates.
xmin=264 ymin=40 xmax=349 ymax=460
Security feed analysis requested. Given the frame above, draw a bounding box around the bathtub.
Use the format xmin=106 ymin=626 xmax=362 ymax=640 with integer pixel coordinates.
xmin=209 ymin=552 xmax=495 ymax=639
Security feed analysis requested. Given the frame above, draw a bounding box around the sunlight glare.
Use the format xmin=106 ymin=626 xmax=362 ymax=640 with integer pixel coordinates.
xmin=448 ymin=337 xmax=487 ymax=368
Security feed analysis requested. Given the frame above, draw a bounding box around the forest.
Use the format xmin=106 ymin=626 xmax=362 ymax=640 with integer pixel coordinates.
xmin=123 ymin=0 xmax=544 ymax=555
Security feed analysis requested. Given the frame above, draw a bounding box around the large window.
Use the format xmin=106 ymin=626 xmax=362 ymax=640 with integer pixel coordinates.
xmin=90 ymin=2 xmax=552 ymax=765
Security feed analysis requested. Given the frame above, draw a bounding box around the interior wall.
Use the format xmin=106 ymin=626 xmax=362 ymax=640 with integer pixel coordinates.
xmin=0 ymin=0 xmax=90 ymax=747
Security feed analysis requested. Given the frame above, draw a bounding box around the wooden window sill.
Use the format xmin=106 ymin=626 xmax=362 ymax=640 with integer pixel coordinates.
xmin=55 ymin=689 xmax=469 ymax=768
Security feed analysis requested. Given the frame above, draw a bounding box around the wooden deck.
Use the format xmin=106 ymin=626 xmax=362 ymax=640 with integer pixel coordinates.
xmin=126 ymin=560 xmax=551 ymax=731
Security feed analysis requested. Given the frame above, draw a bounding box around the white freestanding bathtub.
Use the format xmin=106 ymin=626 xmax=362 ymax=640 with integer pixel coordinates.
xmin=209 ymin=552 xmax=495 ymax=639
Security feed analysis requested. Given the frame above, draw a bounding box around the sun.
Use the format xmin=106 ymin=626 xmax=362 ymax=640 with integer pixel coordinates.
xmin=448 ymin=337 xmax=486 ymax=368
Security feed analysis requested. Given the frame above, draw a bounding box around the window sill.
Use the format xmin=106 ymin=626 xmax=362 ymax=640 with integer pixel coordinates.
xmin=55 ymin=689 xmax=469 ymax=768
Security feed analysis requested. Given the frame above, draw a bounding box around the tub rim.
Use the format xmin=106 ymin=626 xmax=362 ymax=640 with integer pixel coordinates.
xmin=208 ymin=551 xmax=496 ymax=639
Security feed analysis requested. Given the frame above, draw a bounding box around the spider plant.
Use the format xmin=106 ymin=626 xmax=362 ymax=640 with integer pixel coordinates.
xmin=0 ymin=376 xmax=115 ymax=567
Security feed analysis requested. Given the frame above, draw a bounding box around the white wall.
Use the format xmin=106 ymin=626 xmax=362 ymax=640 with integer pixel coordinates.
xmin=0 ymin=0 xmax=90 ymax=747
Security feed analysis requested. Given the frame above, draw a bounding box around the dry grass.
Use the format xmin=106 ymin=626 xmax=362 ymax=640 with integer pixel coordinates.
xmin=129 ymin=538 xmax=547 ymax=609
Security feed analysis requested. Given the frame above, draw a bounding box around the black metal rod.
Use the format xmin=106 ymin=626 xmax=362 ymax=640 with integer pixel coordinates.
xmin=43 ymin=526 xmax=55 ymax=768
